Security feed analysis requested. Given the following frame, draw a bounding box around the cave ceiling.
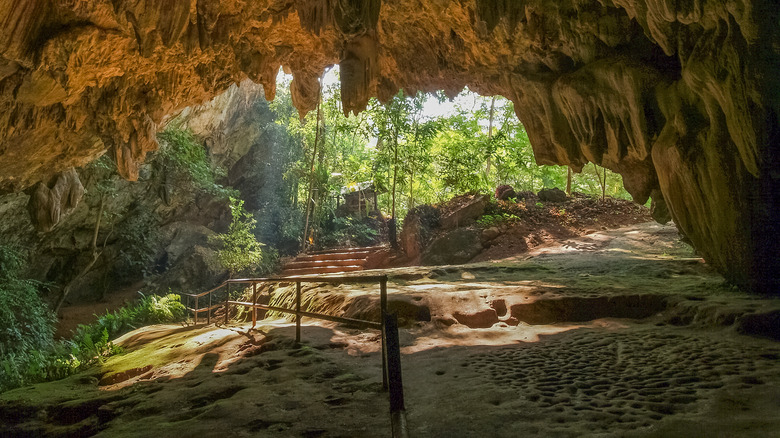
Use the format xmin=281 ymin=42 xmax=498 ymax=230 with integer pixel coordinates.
xmin=0 ymin=0 xmax=777 ymax=293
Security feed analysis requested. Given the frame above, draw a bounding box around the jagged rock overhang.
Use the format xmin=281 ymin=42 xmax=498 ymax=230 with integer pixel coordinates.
xmin=0 ymin=0 xmax=777 ymax=292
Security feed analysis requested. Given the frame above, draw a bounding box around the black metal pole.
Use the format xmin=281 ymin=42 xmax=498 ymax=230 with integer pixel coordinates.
xmin=296 ymin=281 xmax=302 ymax=343
xmin=384 ymin=313 xmax=405 ymax=412
xmin=252 ymin=283 xmax=257 ymax=328
xmin=225 ymin=283 xmax=230 ymax=324
xmin=380 ymin=278 xmax=388 ymax=390
xmin=384 ymin=312 xmax=408 ymax=438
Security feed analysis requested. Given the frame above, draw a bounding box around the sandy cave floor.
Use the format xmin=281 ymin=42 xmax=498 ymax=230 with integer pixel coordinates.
xmin=2 ymin=222 xmax=779 ymax=437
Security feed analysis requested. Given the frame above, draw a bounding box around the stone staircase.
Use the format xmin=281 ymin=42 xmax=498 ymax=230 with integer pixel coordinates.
xmin=279 ymin=246 xmax=387 ymax=277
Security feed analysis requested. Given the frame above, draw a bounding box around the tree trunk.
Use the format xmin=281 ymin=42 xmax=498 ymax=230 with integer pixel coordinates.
xmin=485 ymin=96 xmax=496 ymax=183
xmin=55 ymin=194 xmax=105 ymax=313
xmin=566 ymin=166 xmax=572 ymax=197
xmin=591 ymin=164 xmax=606 ymax=201
xmin=408 ymin=166 xmax=414 ymax=211
xmin=390 ymin=132 xmax=399 ymax=249
xmin=301 ymin=88 xmax=323 ymax=250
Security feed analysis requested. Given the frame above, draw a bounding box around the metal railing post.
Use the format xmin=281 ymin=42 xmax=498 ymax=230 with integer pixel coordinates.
xmin=252 ymin=282 xmax=257 ymax=328
xmin=295 ymin=281 xmax=302 ymax=343
xmin=380 ymin=278 xmax=388 ymax=390
xmin=224 ymin=282 xmax=230 ymax=324
xmin=194 ymin=295 xmax=199 ymax=325
xmin=385 ymin=313 xmax=408 ymax=438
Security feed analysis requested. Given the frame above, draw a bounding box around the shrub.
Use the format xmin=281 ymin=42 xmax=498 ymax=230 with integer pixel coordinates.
xmin=0 ymin=245 xmax=56 ymax=388
xmin=319 ymin=216 xmax=380 ymax=248
xmin=210 ymin=197 xmax=264 ymax=277
xmin=115 ymin=208 xmax=161 ymax=279
xmin=0 ymin=292 xmax=186 ymax=393
xmin=476 ymin=213 xmax=519 ymax=227
xmin=157 ymin=127 xmax=236 ymax=199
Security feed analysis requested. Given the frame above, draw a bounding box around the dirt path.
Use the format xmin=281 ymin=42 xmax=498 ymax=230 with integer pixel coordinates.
xmin=3 ymin=223 xmax=778 ymax=437
xmin=55 ymin=282 xmax=144 ymax=339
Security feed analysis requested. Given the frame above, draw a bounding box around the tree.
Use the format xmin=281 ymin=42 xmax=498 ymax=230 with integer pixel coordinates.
xmin=210 ymin=198 xmax=264 ymax=277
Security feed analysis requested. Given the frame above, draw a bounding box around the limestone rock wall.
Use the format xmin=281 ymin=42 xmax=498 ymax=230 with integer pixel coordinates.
xmin=0 ymin=81 xmax=277 ymax=305
xmin=0 ymin=0 xmax=777 ymax=292
xmin=26 ymin=168 xmax=84 ymax=232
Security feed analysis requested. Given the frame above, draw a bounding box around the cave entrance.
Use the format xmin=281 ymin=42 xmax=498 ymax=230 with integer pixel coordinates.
xmin=265 ymin=66 xmax=634 ymax=257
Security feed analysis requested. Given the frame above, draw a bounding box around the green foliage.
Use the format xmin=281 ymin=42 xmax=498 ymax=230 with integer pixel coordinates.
xmin=0 ymin=245 xmax=54 ymax=359
xmin=0 ymin=292 xmax=185 ymax=392
xmin=319 ymin=216 xmax=380 ymax=248
xmin=476 ymin=213 xmax=520 ymax=228
xmin=115 ymin=208 xmax=161 ymax=279
xmin=241 ymin=70 xmax=634 ymax=251
xmin=157 ymin=128 xmax=236 ymax=199
xmin=210 ymin=197 xmax=264 ymax=276
xmin=249 ymin=247 xmax=281 ymax=278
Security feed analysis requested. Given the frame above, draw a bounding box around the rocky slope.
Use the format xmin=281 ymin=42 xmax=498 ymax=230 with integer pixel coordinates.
xmin=0 ymin=1 xmax=776 ymax=292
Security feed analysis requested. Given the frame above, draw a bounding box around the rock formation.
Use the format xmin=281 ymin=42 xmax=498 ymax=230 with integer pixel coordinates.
xmin=0 ymin=0 xmax=777 ymax=292
xmin=26 ymin=168 xmax=84 ymax=232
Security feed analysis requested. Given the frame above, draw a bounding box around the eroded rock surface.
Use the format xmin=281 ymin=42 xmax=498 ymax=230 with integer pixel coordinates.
xmin=26 ymin=168 xmax=84 ymax=232
xmin=0 ymin=0 xmax=777 ymax=291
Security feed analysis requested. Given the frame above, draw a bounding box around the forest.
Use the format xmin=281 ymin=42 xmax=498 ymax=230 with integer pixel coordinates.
xmin=251 ymin=67 xmax=631 ymax=252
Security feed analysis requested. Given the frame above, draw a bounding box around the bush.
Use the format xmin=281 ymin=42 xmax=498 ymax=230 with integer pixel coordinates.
xmin=319 ymin=216 xmax=380 ymax=248
xmin=115 ymin=208 xmax=161 ymax=280
xmin=402 ymin=205 xmax=441 ymax=249
xmin=210 ymin=197 xmax=265 ymax=276
xmin=157 ymin=128 xmax=236 ymax=199
xmin=0 ymin=244 xmax=55 ymax=390
xmin=476 ymin=212 xmax=519 ymax=227
xmin=0 ymin=292 xmax=186 ymax=393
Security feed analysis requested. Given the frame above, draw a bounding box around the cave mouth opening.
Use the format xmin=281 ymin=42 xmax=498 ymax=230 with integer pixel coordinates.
xmin=261 ymin=64 xmax=641 ymax=252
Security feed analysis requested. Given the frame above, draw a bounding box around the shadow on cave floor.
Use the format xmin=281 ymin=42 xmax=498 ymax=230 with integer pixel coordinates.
xmin=2 ymin=222 xmax=779 ymax=437
xmin=2 ymin=320 xmax=778 ymax=438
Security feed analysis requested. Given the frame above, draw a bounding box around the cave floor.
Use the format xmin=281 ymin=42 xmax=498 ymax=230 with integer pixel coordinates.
xmin=2 ymin=223 xmax=779 ymax=437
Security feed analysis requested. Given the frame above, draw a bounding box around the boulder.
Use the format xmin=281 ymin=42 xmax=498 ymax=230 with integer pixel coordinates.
xmin=152 ymin=245 xmax=226 ymax=294
xmin=400 ymin=213 xmax=423 ymax=260
xmin=439 ymin=194 xmax=489 ymax=229
xmin=481 ymin=227 xmax=501 ymax=242
xmin=400 ymin=205 xmax=440 ymax=260
xmin=650 ymin=189 xmax=671 ymax=225
xmin=537 ymin=188 xmax=567 ymax=203
xmin=495 ymin=185 xmax=516 ymax=200
xmin=515 ymin=191 xmax=536 ymax=201
xmin=421 ymin=228 xmax=482 ymax=265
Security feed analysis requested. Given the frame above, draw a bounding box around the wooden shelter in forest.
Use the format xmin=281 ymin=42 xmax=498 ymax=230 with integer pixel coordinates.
xmin=340 ymin=182 xmax=380 ymax=216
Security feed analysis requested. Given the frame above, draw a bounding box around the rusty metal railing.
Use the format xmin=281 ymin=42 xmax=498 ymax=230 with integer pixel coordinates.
xmin=179 ymin=274 xmax=408 ymax=437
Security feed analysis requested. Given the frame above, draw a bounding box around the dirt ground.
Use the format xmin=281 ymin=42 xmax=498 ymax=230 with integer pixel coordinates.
xmin=3 ymin=222 xmax=779 ymax=437
xmin=472 ymin=193 xmax=653 ymax=262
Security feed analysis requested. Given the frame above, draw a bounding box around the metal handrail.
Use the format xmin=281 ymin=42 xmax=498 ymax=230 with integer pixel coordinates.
xmin=180 ymin=272 xmax=405 ymax=437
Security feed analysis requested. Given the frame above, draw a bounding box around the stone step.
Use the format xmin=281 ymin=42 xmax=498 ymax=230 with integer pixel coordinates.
xmin=279 ymin=265 xmax=365 ymax=276
xmin=295 ymin=251 xmax=372 ymax=262
xmin=284 ymin=259 xmax=368 ymax=269
xmin=307 ymin=245 xmax=385 ymax=255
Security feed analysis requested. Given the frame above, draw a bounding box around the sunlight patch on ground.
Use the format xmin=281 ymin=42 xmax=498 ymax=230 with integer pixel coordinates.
xmin=401 ymin=323 xmax=587 ymax=354
xmin=100 ymin=323 xmax=272 ymax=390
